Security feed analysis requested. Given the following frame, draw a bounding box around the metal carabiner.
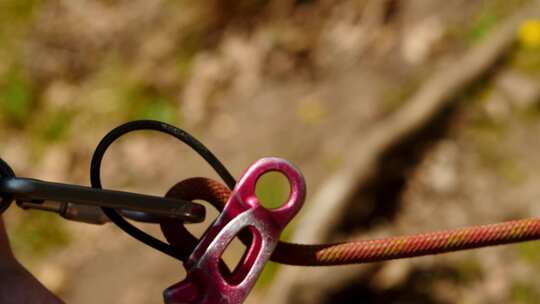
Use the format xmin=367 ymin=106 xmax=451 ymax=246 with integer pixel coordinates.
xmin=164 ymin=157 xmax=306 ymax=304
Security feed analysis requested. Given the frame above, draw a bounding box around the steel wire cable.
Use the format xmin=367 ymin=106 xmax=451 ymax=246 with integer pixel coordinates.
xmin=90 ymin=120 xmax=236 ymax=261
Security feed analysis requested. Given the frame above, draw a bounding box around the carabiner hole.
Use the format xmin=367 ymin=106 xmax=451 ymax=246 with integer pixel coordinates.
xmin=255 ymin=171 xmax=290 ymax=209
xmin=219 ymin=226 xmax=261 ymax=286
xmin=221 ymin=234 xmax=247 ymax=276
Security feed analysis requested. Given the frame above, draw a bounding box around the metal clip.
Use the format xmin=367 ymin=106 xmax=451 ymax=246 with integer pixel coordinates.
xmin=164 ymin=157 xmax=306 ymax=304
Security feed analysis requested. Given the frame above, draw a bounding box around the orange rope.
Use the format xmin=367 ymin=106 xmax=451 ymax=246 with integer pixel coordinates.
xmin=172 ymin=178 xmax=540 ymax=266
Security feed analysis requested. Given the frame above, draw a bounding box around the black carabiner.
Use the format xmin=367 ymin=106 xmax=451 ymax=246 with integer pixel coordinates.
xmin=0 ymin=158 xmax=15 ymax=214
xmin=0 ymin=177 xmax=205 ymax=222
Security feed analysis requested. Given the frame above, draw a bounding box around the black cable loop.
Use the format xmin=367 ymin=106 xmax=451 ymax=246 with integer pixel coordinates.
xmin=90 ymin=120 xmax=236 ymax=260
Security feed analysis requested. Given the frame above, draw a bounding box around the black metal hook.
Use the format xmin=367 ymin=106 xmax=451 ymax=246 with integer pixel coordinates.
xmin=0 ymin=177 xmax=205 ymax=223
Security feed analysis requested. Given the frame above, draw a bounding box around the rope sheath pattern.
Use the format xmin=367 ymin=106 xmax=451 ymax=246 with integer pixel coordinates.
xmin=311 ymin=218 xmax=540 ymax=265
xmin=181 ymin=177 xmax=540 ymax=266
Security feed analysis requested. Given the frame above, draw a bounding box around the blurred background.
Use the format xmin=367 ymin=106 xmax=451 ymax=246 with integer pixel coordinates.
xmin=2 ymin=0 xmax=540 ymax=303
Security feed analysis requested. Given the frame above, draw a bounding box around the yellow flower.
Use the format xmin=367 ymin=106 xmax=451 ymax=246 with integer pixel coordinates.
xmin=518 ymin=19 xmax=540 ymax=49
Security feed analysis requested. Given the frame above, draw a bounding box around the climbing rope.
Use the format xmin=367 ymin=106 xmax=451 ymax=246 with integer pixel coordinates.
xmin=178 ymin=177 xmax=540 ymax=266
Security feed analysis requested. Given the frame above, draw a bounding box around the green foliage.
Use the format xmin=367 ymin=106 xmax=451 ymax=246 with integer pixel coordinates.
xmin=0 ymin=0 xmax=39 ymax=47
xmin=512 ymin=282 xmax=538 ymax=304
xmin=511 ymin=47 xmax=540 ymax=75
xmin=100 ymin=63 xmax=179 ymax=124
xmin=255 ymin=171 xmax=290 ymax=209
xmin=94 ymin=86 xmax=173 ymax=125
xmin=174 ymin=25 xmax=206 ymax=83
xmin=465 ymin=0 xmax=531 ymax=45
xmin=0 ymin=0 xmax=39 ymax=22
xmin=41 ymin=110 xmax=72 ymax=142
xmin=176 ymin=53 xmax=195 ymax=83
xmin=455 ymin=259 xmax=483 ymax=283
xmin=469 ymin=124 xmax=526 ymax=184
xmin=467 ymin=9 xmax=498 ymax=43
xmin=255 ymin=261 xmax=279 ymax=289
xmin=127 ymin=93 xmax=178 ymax=124
xmin=9 ymin=211 xmax=71 ymax=259
xmin=517 ymin=241 xmax=540 ymax=266
xmin=381 ymin=76 xmax=424 ymax=115
xmin=0 ymin=66 xmax=34 ymax=126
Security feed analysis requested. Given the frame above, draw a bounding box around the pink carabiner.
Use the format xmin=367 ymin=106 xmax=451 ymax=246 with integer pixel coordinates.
xmin=164 ymin=157 xmax=306 ymax=304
